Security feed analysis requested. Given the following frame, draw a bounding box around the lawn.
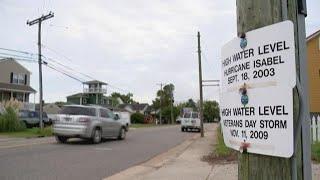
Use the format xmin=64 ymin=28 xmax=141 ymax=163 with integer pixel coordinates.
xmin=0 ymin=126 xmax=53 ymax=138
xmin=130 ymin=123 xmax=172 ymax=128
xmin=214 ymin=125 xmax=234 ymax=157
xmin=312 ymin=142 xmax=320 ymax=163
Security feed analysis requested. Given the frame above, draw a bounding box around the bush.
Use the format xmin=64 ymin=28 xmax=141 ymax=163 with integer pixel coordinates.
xmin=0 ymin=106 xmax=26 ymax=132
xmin=131 ymin=112 xmax=145 ymax=124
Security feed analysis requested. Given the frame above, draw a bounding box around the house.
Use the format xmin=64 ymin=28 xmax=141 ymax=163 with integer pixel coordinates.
xmin=0 ymin=58 xmax=36 ymax=110
xmin=118 ymin=103 xmax=149 ymax=115
xmin=66 ymin=80 xmax=113 ymax=106
xmin=307 ymin=29 xmax=320 ymax=119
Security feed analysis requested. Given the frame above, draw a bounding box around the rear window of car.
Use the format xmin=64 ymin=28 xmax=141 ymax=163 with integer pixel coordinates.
xmin=60 ymin=106 xmax=96 ymax=116
xmin=184 ymin=113 xmax=191 ymax=118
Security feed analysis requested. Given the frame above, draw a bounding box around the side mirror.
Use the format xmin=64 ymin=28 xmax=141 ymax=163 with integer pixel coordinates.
xmin=114 ymin=114 xmax=120 ymax=120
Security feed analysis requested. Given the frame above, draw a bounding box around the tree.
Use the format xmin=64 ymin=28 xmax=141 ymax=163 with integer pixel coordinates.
xmin=203 ymin=100 xmax=220 ymax=122
xmin=111 ymin=92 xmax=136 ymax=105
xmin=152 ymin=84 xmax=175 ymax=123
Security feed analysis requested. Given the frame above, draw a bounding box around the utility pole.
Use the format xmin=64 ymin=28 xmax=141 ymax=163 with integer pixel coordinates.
xmin=237 ymin=0 xmax=311 ymax=179
xmin=170 ymin=86 xmax=174 ymax=124
xmin=27 ymin=12 xmax=54 ymax=130
xmin=197 ymin=31 xmax=204 ymax=138
xmin=157 ymin=83 xmax=165 ymax=125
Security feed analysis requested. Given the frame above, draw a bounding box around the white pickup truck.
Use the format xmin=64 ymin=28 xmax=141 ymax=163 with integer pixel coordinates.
xmin=180 ymin=111 xmax=201 ymax=132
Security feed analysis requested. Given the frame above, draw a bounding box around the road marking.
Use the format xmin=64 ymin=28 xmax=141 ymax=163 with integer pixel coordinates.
xmin=94 ymin=147 xmax=112 ymax=151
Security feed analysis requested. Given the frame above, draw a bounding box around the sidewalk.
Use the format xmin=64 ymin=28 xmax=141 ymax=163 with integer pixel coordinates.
xmin=106 ymin=124 xmax=320 ymax=180
xmin=105 ymin=123 xmax=236 ymax=180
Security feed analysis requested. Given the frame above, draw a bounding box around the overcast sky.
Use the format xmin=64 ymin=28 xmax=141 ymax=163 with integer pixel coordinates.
xmin=0 ymin=0 xmax=319 ymax=104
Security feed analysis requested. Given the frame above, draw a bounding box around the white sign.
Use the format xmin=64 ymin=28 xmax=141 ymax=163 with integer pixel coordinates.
xmin=220 ymin=21 xmax=296 ymax=158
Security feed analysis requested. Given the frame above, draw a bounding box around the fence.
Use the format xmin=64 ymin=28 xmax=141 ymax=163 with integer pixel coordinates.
xmin=311 ymin=115 xmax=320 ymax=143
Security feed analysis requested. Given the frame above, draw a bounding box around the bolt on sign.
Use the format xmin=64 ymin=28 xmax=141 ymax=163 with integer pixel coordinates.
xmin=220 ymin=21 xmax=296 ymax=158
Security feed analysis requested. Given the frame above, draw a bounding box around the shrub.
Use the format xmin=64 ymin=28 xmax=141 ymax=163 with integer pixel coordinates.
xmin=312 ymin=142 xmax=320 ymax=163
xmin=0 ymin=106 xmax=26 ymax=132
xmin=131 ymin=112 xmax=145 ymax=124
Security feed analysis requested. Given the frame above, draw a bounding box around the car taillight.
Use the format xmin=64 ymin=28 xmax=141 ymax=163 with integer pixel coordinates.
xmin=78 ymin=118 xmax=90 ymax=123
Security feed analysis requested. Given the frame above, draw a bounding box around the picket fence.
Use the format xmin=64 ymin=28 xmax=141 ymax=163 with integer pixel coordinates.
xmin=311 ymin=115 xmax=320 ymax=143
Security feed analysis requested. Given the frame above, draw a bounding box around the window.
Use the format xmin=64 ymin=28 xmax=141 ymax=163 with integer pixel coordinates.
xmin=184 ymin=113 xmax=191 ymax=118
xmin=11 ymin=73 xmax=25 ymax=85
xmin=59 ymin=106 xmax=96 ymax=116
xmin=100 ymin=109 xmax=110 ymax=118
xmin=192 ymin=113 xmax=199 ymax=118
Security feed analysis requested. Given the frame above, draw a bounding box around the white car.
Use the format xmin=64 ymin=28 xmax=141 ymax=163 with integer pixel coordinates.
xmin=181 ymin=112 xmax=201 ymax=132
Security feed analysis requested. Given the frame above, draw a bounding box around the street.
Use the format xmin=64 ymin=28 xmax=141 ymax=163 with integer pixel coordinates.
xmin=0 ymin=126 xmax=194 ymax=180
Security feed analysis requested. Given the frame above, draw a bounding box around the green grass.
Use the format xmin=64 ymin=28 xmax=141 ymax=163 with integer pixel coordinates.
xmin=312 ymin=142 xmax=320 ymax=163
xmin=0 ymin=126 xmax=53 ymax=138
xmin=214 ymin=125 xmax=233 ymax=157
xmin=130 ymin=123 xmax=170 ymax=128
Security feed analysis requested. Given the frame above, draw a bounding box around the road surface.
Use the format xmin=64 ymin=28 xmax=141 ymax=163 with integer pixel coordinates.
xmin=0 ymin=125 xmax=194 ymax=180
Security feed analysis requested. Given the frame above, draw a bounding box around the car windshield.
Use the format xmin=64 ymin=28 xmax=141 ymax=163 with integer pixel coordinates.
xmin=184 ymin=113 xmax=191 ymax=118
xmin=192 ymin=113 xmax=199 ymax=118
xmin=60 ymin=106 xmax=96 ymax=116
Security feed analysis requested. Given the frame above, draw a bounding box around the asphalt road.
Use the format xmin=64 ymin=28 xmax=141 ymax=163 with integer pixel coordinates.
xmin=0 ymin=125 xmax=194 ymax=180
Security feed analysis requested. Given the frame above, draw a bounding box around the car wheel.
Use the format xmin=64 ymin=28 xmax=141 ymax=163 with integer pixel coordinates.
xmin=56 ymin=136 xmax=68 ymax=143
xmin=118 ymin=127 xmax=126 ymax=140
xmin=23 ymin=121 xmax=30 ymax=128
xmin=92 ymin=128 xmax=102 ymax=144
xmin=181 ymin=127 xmax=184 ymax=132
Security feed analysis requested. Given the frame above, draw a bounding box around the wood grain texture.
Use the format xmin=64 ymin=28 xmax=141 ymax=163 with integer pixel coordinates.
xmin=236 ymin=0 xmax=302 ymax=179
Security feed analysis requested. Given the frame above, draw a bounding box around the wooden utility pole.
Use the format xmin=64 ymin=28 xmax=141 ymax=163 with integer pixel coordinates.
xmin=157 ymin=83 xmax=165 ymax=125
xmin=27 ymin=12 xmax=54 ymax=130
xmin=237 ymin=0 xmax=311 ymax=179
xmin=197 ymin=31 xmax=204 ymax=138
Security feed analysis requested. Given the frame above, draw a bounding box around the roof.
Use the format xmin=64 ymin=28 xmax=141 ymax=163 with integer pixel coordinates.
xmin=0 ymin=58 xmax=31 ymax=73
xmin=119 ymin=103 xmax=149 ymax=111
xmin=83 ymin=80 xmax=107 ymax=85
xmin=66 ymin=93 xmax=87 ymax=98
xmin=307 ymin=29 xmax=320 ymax=42
xmin=0 ymin=82 xmax=36 ymax=93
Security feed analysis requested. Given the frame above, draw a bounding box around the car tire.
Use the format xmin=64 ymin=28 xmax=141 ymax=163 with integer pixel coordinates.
xmin=56 ymin=136 xmax=68 ymax=143
xmin=181 ymin=127 xmax=185 ymax=132
xmin=91 ymin=128 xmax=102 ymax=144
xmin=23 ymin=121 xmax=31 ymax=128
xmin=118 ymin=127 xmax=126 ymax=140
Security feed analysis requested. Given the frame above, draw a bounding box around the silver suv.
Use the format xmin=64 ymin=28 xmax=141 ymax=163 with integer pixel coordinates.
xmin=53 ymin=105 xmax=126 ymax=144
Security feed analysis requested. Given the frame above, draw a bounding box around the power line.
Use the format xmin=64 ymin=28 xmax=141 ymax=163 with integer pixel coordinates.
xmin=41 ymin=55 xmax=96 ymax=80
xmin=0 ymin=47 xmax=37 ymax=56
xmin=0 ymin=52 xmax=36 ymax=60
xmin=41 ymin=43 xmax=73 ymax=62
xmin=44 ymin=63 xmax=84 ymax=83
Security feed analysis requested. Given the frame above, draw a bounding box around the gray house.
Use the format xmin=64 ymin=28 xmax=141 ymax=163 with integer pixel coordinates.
xmin=0 ymin=58 xmax=36 ymax=103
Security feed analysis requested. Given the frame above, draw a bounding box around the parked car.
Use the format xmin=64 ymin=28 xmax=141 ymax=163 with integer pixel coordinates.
xmin=19 ymin=110 xmax=50 ymax=128
xmin=181 ymin=111 xmax=201 ymax=132
xmin=113 ymin=112 xmax=130 ymax=131
xmin=53 ymin=105 xmax=126 ymax=144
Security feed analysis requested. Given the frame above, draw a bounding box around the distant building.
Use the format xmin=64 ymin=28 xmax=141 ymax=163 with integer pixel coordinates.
xmin=66 ymin=80 xmax=113 ymax=106
xmin=118 ymin=103 xmax=149 ymax=114
xmin=0 ymin=58 xmax=36 ymax=110
xmin=307 ymin=29 xmax=320 ymax=118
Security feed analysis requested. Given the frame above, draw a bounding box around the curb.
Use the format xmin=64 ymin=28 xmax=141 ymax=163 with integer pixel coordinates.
xmin=104 ymin=132 xmax=200 ymax=180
